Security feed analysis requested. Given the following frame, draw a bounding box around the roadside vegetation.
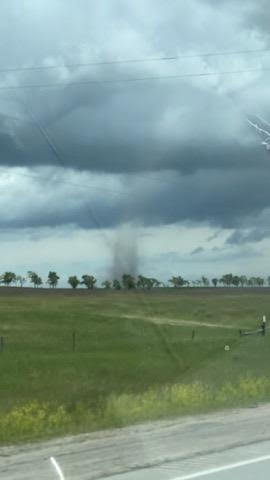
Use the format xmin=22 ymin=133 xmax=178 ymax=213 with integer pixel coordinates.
xmin=2 ymin=376 xmax=270 ymax=445
xmin=0 ymin=289 xmax=270 ymax=444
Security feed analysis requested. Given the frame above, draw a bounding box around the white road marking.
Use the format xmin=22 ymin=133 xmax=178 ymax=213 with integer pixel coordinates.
xmin=173 ymin=454 xmax=270 ymax=480
xmin=50 ymin=457 xmax=65 ymax=480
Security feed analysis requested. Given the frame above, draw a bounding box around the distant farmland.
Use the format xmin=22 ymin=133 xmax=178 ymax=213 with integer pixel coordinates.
xmin=1 ymin=287 xmax=270 ymax=445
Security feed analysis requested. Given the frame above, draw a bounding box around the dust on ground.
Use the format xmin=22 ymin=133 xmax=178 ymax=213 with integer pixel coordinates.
xmin=120 ymin=313 xmax=245 ymax=330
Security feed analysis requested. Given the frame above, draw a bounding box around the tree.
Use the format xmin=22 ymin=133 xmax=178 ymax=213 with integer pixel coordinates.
xmin=137 ymin=275 xmax=148 ymax=289
xmin=102 ymin=280 xmax=111 ymax=289
xmin=201 ymin=276 xmax=210 ymax=287
xmin=122 ymin=274 xmax=136 ymax=289
xmin=113 ymin=279 xmax=121 ymax=290
xmin=36 ymin=277 xmax=43 ymax=287
xmin=136 ymin=275 xmax=160 ymax=290
xmin=145 ymin=278 xmax=153 ymax=289
xmin=81 ymin=275 xmax=97 ymax=289
xmin=249 ymin=276 xmax=264 ymax=287
xmin=16 ymin=275 xmax=26 ymax=287
xmin=168 ymin=276 xmax=186 ymax=287
xmin=212 ymin=278 xmax=218 ymax=287
xmin=68 ymin=275 xmax=80 ymax=289
xmin=219 ymin=273 xmax=233 ymax=287
xmin=239 ymin=275 xmax=247 ymax=287
xmin=232 ymin=275 xmax=241 ymax=287
xmin=151 ymin=278 xmax=162 ymax=288
xmin=247 ymin=277 xmax=255 ymax=286
xmin=47 ymin=271 xmax=60 ymax=288
xmin=1 ymin=272 xmax=17 ymax=286
xmin=144 ymin=277 xmax=161 ymax=289
xmin=28 ymin=271 xmax=43 ymax=288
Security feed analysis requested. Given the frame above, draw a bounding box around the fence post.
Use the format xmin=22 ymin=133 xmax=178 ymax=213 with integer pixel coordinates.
xmin=0 ymin=337 xmax=4 ymax=352
xmin=262 ymin=315 xmax=266 ymax=336
xmin=192 ymin=329 xmax=195 ymax=340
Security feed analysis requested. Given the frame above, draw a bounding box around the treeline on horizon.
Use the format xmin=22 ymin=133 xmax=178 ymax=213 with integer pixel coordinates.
xmin=0 ymin=272 xmax=269 ymax=289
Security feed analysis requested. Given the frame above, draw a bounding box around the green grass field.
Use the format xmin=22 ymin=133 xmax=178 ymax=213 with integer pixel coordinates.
xmin=1 ymin=287 xmax=270 ymax=444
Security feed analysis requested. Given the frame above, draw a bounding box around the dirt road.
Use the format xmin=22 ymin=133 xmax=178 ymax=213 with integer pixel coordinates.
xmin=121 ymin=313 xmax=243 ymax=329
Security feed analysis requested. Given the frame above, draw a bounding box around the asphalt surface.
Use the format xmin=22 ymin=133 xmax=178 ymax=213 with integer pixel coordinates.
xmin=2 ymin=404 xmax=270 ymax=479
xmin=105 ymin=442 xmax=270 ymax=480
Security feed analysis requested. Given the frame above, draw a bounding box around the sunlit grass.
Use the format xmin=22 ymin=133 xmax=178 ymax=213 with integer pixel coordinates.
xmin=0 ymin=288 xmax=270 ymax=444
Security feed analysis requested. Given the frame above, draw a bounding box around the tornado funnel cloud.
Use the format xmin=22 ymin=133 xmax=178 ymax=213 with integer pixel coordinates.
xmin=111 ymin=224 xmax=139 ymax=280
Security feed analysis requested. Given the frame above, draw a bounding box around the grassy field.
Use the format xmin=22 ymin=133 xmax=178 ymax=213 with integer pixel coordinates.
xmin=1 ymin=287 xmax=270 ymax=444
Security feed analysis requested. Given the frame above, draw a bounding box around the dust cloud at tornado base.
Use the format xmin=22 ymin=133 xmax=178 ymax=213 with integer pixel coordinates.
xmin=110 ymin=224 xmax=139 ymax=280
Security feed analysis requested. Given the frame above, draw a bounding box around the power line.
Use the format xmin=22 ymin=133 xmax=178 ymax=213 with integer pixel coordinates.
xmin=1 ymin=98 xmax=127 ymax=198
xmin=1 ymin=100 xmax=186 ymax=196
xmin=15 ymin=98 xmax=130 ymax=238
xmin=2 ymin=103 xmax=267 ymax=197
xmin=0 ymin=47 xmax=269 ymax=74
xmin=0 ymin=64 xmax=267 ymax=206
xmin=0 ymin=66 xmax=269 ymax=91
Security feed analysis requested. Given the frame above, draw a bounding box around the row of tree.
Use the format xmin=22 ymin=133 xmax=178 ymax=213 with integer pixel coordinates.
xmin=168 ymin=274 xmax=267 ymax=287
xmin=0 ymin=271 xmax=59 ymax=288
xmin=0 ymin=272 xmax=98 ymax=289
xmin=0 ymin=272 xmax=270 ymax=289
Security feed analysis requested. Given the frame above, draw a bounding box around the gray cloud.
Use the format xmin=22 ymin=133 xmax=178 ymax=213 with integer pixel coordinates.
xmin=226 ymin=228 xmax=270 ymax=245
xmin=0 ymin=1 xmax=269 ymax=173
xmin=148 ymin=243 xmax=262 ymax=269
xmin=191 ymin=247 xmax=205 ymax=255
xmin=0 ymin=162 xmax=270 ymax=232
xmin=2 ymin=87 xmax=270 ymax=176
xmin=0 ymin=0 xmax=270 ymax=239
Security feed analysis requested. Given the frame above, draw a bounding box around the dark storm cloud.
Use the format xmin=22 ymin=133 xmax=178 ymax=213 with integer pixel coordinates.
xmin=226 ymin=228 xmax=270 ymax=245
xmin=1 ymin=0 xmax=270 ymax=234
xmin=0 ymin=0 xmax=268 ymax=173
xmin=2 ymin=85 xmax=270 ymax=174
xmin=133 ymin=167 xmax=270 ymax=229
xmin=1 ymin=161 xmax=270 ymax=232
xmin=0 ymin=131 xmax=25 ymax=165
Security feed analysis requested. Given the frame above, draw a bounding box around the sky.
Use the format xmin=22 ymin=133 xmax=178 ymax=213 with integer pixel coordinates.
xmin=1 ymin=0 xmax=270 ymax=286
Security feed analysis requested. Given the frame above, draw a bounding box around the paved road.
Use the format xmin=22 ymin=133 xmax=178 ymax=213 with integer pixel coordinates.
xmin=104 ymin=441 xmax=270 ymax=480
xmin=2 ymin=404 xmax=270 ymax=479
